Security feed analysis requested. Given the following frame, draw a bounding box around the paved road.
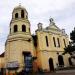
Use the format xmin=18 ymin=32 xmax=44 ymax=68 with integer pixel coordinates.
xmin=31 ymin=70 xmax=75 ymax=75
xmin=56 ymin=69 xmax=75 ymax=73
xmin=15 ymin=70 xmax=75 ymax=75
xmin=34 ymin=72 xmax=75 ymax=75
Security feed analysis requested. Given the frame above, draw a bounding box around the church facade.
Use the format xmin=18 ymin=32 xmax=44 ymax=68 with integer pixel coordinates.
xmin=4 ymin=5 xmax=70 ymax=73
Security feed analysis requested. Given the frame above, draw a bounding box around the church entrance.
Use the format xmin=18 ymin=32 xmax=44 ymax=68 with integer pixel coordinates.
xmin=58 ymin=55 xmax=64 ymax=67
xmin=23 ymin=52 xmax=33 ymax=72
xmin=68 ymin=57 xmax=73 ymax=66
xmin=49 ymin=58 xmax=54 ymax=71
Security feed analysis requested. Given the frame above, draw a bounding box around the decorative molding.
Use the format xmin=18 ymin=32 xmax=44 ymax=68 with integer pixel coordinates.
xmin=37 ymin=50 xmax=64 ymax=52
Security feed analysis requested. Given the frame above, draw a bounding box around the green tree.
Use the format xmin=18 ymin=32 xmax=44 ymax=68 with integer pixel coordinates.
xmin=63 ymin=44 xmax=75 ymax=55
xmin=63 ymin=27 xmax=75 ymax=55
xmin=70 ymin=28 xmax=75 ymax=43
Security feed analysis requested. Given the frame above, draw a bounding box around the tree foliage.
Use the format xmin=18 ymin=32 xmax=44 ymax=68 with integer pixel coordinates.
xmin=70 ymin=28 xmax=75 ymax=43
xmin=63 ymin=28 xmax=75 ymax=55
xmin=63 ymin=45 xmax=75 ymax=55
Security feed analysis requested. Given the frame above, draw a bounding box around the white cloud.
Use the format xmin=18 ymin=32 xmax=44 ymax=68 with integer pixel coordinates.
xmin=0 ymin=0 xmax=75 ymax=53
xmin=0 ymin=27 xmax=2 ymax=34
xmin=0 ymin=44 xmax=5 ymax=54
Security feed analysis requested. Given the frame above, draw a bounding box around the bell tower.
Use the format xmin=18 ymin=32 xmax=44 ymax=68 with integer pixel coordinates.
xmin=10 ymin=5 xmax=30 ymax=34
xmin=5 ymin=5 xmax=34 ymax=72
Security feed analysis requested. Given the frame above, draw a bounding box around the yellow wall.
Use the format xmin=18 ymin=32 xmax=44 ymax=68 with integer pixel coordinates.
xmin=5 ymin=6 xmax=35 ymax=72
xmin=36 ymin=31 xmax=69 ymax=51
xmin=36 ymin=25 xmax=69 ymax=71
xmin=0 ymin=57 xmax=5 ymax=68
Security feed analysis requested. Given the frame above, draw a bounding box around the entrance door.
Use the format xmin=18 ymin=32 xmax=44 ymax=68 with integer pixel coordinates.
xmin=58 ymin=55 xmax=64 ymax=67
xmin=49 ymin=58 xmax=54 ymax=71
xmin=68 ymin=57 xmax=73 ymax=66
xmin=23 ymin=52 xmax=33 ymax=72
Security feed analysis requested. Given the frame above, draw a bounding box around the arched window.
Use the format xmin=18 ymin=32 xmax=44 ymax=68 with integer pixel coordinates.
xmin=22 ymin=25 xmax=26 ymax=32
xmin=45 ymin=36 xmax=49 ymax=47
xmin=57 ymin=38 xmax=60 ymax=47
xmin=10 ymin=28 xmax=11 ymax=33
xmin=14 ymin=25 xmax=18 ymax=32
xmin=53 ymin=37 xmax=56 ymax=47
xmin=21 ymin=10 xmax=24 ymax=18
xmin=15 ymin=13 xmax=18 ymax=18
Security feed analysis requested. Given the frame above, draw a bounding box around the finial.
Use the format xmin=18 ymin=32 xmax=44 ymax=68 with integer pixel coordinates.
xmin=38 ymin=22 xmax=43 ymax=30
xmin=49 ymin=17 xmax=55 ymax=25
xmin=49 ymin=18 xmax=54 ymax=23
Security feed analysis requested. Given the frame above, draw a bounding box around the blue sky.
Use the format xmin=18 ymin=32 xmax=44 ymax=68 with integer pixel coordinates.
xmin=0 ymin=0 xmax=75 ymax=54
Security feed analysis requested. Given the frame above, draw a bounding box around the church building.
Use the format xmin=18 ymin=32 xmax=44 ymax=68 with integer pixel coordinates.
xmin=0 ymin=5 xmax=70 ymax=73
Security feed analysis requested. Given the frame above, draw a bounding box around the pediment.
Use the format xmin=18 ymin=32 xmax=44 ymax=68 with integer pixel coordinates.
xmin=50 ymin=24 xmax=60 ymax=30
xmin=46 ymin=24 xmax=61 ymax=31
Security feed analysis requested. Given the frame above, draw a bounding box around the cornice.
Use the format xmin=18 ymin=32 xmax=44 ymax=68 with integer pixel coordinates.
xmin=37 ymin=50 xmax=64 ymax=53
xmin=10 ymin=19 xmax=30 ymax=25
